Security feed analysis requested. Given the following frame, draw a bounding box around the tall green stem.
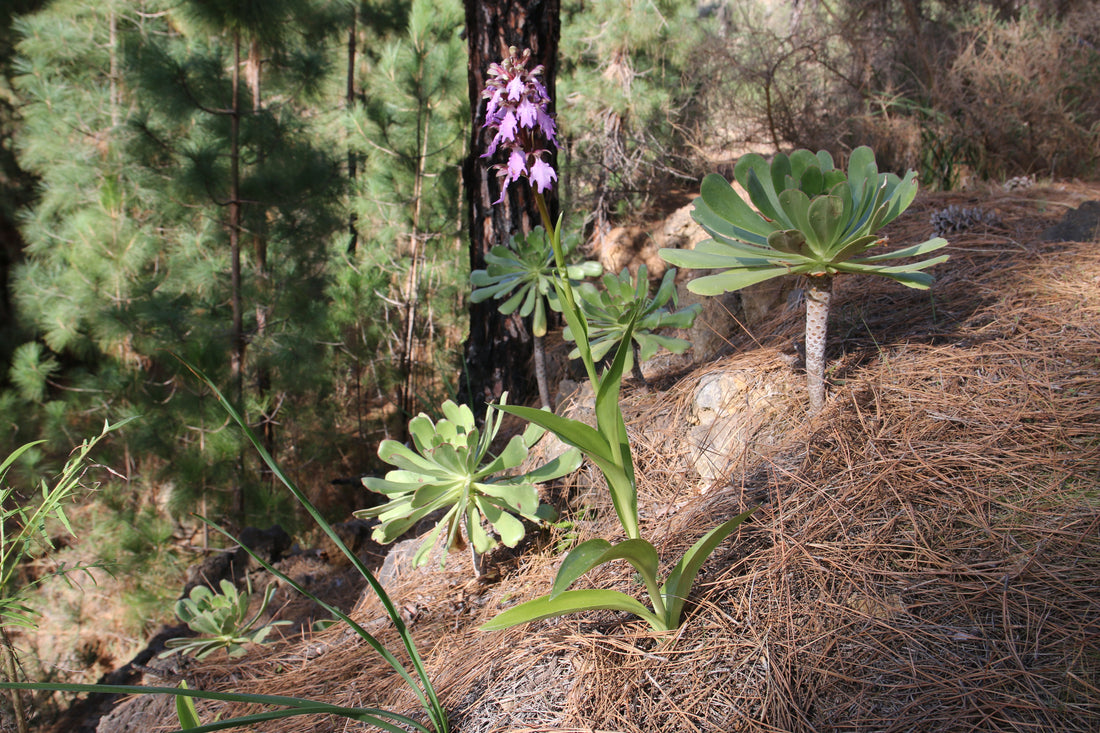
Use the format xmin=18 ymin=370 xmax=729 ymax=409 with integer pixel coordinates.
xmin=536 ymin=192 xmax=598 ymax=387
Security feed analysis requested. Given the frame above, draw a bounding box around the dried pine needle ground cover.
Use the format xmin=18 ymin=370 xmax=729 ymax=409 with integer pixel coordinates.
xmin=94 ymin=184 xmax=1100 ymax=732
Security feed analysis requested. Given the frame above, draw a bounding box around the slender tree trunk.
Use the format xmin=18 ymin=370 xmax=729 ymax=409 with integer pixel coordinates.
xmin=245 ymin=39 xmax=277 ymax=477
xmin=2 ymin=627 xmax=28 ymax=733
xmin=229 ymin=30 xmax=246 ymax=519
xmin=346 ymin=6 xmax=359 ymax=254
xmin=804 ymin=275 xmax=832 ymax=415
xmin=108 ymin=9 xmax=119 ymax=128
xmin=462 ymin=0 xmax=561 ymax=409
xmin=399 ymin=84 xmax=432 ymax=427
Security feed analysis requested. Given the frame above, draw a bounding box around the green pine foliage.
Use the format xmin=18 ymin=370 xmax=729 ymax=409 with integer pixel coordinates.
xmin=9 ymin=0 xmax=349 ymax=525
xmin=559 ymin=0 xmax=707 ymax=226
xmin=345 ymin=0 xmax=468 ymax=423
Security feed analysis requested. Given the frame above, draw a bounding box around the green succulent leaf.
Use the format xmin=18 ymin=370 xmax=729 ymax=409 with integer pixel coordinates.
xmin=767 ymin=229 xmax=808 ymax=256
xmin=161 ymin=579 xmax=288 ymax=661
xmin=685 ymin=266 xmax=796 ymax=295
xmin=470 ymin=226 xmax=602 ymax=337
xmin=562 ymin=265 xmax=699 ymax=376
xmin=662 ymin=146 xmax=948 ymax=298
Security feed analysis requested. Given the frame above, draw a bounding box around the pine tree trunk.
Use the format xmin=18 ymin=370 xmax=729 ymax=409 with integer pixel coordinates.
xmin=345 ymin=6 xmax=359 ymax=254
xmin=399 ymin=97 xmax=432 ymax=427
xmin=229 ymin=30 xmax=246 ymax=519
xmin=461 ymin=0 xmax=560 ymax=409
xmin=804 ymin=275 xmax=832 ymax=415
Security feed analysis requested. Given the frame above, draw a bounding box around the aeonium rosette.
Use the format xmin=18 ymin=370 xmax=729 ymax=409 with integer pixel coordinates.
xmin=482 ymin=46 xmax=558 ymax=203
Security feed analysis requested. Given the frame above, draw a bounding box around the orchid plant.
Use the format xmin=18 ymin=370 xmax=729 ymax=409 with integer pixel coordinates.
xmin=477 ymin=48 xmax=755 ymax=633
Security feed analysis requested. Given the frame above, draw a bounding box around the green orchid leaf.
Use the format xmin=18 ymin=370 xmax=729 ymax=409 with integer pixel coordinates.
xmin=497 ymin=404 xmax=613 ymax=465
xmin=175 ymin=681 xmax=202 ymax=729
xmin=661 ymin=508 xmax=757 ymax=627
xmin=551 ymin=538 xmax=661 ymax=599
xmin=521 ymin=446 xmax=582 ymax=483
xmin=593 ymin=316 xmax=640 ymax=537
xmin=550 ymin=538 xmax=614 ymax=598
xmin=481 ymin=589 xmax=665 ymax=631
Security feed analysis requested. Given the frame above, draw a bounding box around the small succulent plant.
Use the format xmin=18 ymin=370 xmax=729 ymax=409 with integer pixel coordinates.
xmin=471 ymin=227 xmax=602 ymax=408
xmin=161 ymin=579 xmax=289 ymax=660
xmin=357 ymin=396 xmax=581 ymax=575
xmin=564 ymin=264 xmax=700 ymax=384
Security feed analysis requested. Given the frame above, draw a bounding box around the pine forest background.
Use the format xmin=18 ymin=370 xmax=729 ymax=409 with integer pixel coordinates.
xmin=0 ymin=0 xmax=1097 ymax=677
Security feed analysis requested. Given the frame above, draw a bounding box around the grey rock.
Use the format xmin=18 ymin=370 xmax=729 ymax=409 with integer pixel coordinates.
xmin=1042 ymin=200 xmax=1100 ymax=242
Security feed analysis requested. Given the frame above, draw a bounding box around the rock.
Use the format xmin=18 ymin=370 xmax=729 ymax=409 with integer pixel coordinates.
xmin=181 ymin=524 xmax=292 ymax=597
xmin=658 ymin=202 xmax=798 ymax=362
xmin=376 ymin=536 xmax=434 ymax=587
xmin=1042 ymin=200 xmax=1100 ymax=242
xmin=685 ymin=366 xmax=800 ymax=489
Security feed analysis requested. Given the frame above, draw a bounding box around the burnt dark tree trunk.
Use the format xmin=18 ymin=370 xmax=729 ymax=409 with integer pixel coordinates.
xmin=461 ymin=0 xmax=560 ymax=410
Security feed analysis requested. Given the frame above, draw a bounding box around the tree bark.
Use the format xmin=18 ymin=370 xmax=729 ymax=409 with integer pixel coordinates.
xmin=461 ymin=0 xmax=560 ymax=410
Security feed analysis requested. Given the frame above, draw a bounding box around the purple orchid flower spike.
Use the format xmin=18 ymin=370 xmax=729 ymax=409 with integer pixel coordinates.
xmin=482 ymin=47 xmax=558 ymax=204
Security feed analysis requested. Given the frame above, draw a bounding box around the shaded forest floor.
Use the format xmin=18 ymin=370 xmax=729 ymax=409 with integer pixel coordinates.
xmin=38 ymin=181 xmax=1100 ymax=732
